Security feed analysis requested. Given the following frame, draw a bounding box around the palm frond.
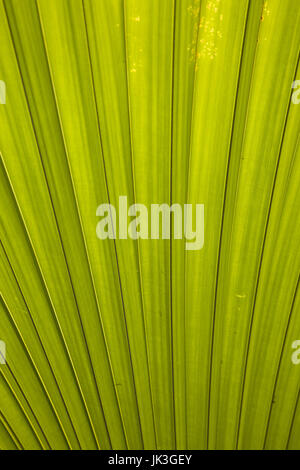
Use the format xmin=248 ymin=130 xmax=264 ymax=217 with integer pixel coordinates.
xmin=0 ymin=0 xmax=299 ymax=450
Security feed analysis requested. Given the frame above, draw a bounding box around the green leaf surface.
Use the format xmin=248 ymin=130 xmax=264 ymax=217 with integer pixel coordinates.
xmin=0 ymin=0 xmax=299 ymax=449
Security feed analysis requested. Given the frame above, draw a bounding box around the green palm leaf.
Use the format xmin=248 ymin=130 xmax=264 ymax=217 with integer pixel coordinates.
xmin=0 ymin=0 xmax=299 ymax=450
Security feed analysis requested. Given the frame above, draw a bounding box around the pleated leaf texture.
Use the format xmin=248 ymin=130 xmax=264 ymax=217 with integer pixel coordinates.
xmin=0 ymin=0 xmax=300 ymax=450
